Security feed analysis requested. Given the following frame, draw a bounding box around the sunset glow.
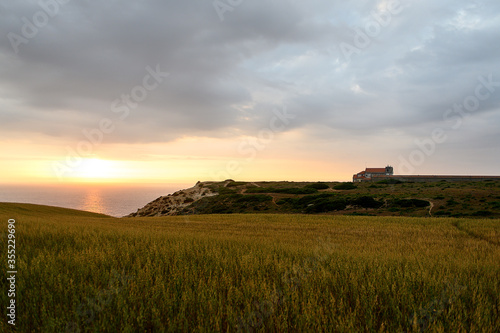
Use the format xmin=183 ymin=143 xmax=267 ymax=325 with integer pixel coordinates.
xmin=72 ymin=158 xmax=117 ymax=180
xmin=0 ymin=1 xmax=499 ymax=187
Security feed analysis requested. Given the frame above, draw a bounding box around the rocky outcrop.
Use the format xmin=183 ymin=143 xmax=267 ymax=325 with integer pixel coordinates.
xmin=127 ymin=181 xmax=218 ymax=217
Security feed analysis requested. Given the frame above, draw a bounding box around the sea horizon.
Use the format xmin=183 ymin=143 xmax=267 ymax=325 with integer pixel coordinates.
xmin=0 ymin=183 xmax=193 ymax=217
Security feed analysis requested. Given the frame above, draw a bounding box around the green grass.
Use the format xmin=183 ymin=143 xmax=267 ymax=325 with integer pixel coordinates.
xmin=1 ymin=203 xmax=499 ymax=332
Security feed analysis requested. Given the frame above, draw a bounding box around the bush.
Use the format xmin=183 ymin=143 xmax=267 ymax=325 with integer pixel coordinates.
xmin=305 ymin=199 xmax=347 ymax=213
xmin=412 ymin=199 xmax=430 ymax=208
xmin=217 ymin=187 xmax=237 ymax=195
xmin=472 ymin=210 xmax=493 ymax=217
xmin=305 ymin=182 xmax=330 ymax=190
xmin=244 ymin=187 xmax=271 ymax=193
xmin=334 ymin=182 xmax=357 ymax=190
xmin=246 ymin=187 xmax=317 ymax=194
xmin=226 ymin=181 xmax=248 ymax=187
xmin=276 ymin=187 xmax=317 ymax=194
xmin=393 ymin=199 xmax=429 ymax=208
xmin=352 ymin=196 xmax=383 ymax=209
xmin=435 ymin=211 xmax=452 ymax=216
xmin=347 ymin=212 xmax=376 ymax=216
xmin=276 ymin=198 xmax=297 ymax=206
xmin=276 ymin=194 xmax=340 ymax=212
xmin=377 ymin=179 xmax=403 ymax=184
xmin=488 ymin=201 xmax=500 ymax=209
xmin=297 ymin=194 xmax=336 ymax=206
xmin=235 ymin=195 xmax=272 ymax=203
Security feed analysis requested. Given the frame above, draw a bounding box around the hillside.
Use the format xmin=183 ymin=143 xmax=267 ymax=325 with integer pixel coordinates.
xmin=0 ymin=202 xmax=113 ymax=218
xmin=128 ymin=179 xmax=500 ymax=218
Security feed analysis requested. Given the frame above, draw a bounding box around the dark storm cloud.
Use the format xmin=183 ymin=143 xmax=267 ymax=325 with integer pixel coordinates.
xmin=0 ymin=0 xmax=499 ymax=147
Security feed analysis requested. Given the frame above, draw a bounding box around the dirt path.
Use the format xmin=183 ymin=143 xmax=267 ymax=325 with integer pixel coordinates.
xmin=452 ymin=220 xmax=500 ymax=246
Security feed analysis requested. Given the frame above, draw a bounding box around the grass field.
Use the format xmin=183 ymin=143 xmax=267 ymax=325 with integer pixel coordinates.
xmin=1 ymin=203 xmax=499 ymax=332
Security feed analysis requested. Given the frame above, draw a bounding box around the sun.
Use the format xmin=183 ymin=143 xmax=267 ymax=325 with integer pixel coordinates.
xmin=73 ymin=158 xmax=116 ymax=180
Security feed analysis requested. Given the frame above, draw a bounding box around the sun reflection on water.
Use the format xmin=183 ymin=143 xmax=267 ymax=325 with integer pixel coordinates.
xmin=81 ymin=188 xmax=105 ymax=215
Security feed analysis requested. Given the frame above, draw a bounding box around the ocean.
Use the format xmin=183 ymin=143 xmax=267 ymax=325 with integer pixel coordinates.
xmin=0 ymin=183 xmax=192 ymax=217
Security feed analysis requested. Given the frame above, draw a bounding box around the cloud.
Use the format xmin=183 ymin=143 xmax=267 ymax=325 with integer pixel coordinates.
xmin=0 ymin=0 xmax=499 ymax=156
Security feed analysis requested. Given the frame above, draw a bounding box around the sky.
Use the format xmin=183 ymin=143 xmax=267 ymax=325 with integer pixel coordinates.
xmin=1 ymin=0 xmax=499 ymax=185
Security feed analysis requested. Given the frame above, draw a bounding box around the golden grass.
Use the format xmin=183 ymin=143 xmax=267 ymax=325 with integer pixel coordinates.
xmin=0 ymin=203 xmax=499 ymax=332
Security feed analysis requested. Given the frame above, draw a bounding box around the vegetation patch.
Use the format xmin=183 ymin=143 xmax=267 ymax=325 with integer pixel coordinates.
xmin=235 ymin=194 xmax=272 ymax=203
xmin=305 ymin=182 xmax=330 ymax=190
xmin=472 ymin=210 xmax=493 ymax=217
xmin=352 ymin=196 xmax=384 ymax=209
xmin=304 ymin=199 xmax=347 ymax=213
xmin=333 ymin=182 xmax=357 ymax=190
xmin=392 ymin=199 xmax=429 ymax=208
xmin=217 ymin=187 xmax=238 ymax=195
xmin=377 ymin=179 xmax=403 ymax=184
xmin=226 ymin=181 xmax=248 ymax=187
xmin=246 ymin=187 xmax=318 ymax=194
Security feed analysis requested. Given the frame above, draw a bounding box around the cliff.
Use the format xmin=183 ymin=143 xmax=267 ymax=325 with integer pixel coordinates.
xmin=127 ymin=181 xmax=219 ymax=217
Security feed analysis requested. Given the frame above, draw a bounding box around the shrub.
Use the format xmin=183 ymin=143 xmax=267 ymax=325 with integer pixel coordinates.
xmin=347 ymin=212 xmax=376 ymax=216
xmin=334 ymin=182 xmax=357 ymax=190
xmin=411 ymin=199 xmax=430 ymax=208
xmin=352 ymin=196 xmax=383 ymax=209
xmin=488 ymin=201 xmax=500 ymax=209
xmin=246 ymin=187 xmax=317 ymax=194
xmin=217 ymin=187 xmax=237 ymax=195
xmin=393 ymin=199 xmax=429 ymax=208
xmin=377 ymin=179 xmax=403 ymax=184
xmin=276 ymin=198 xmax=297 ymax=205
xmin=472 ymin=210 xmax=493 ymax=217
xmin=297 ymin=194 xmax=336 ymax=206
xmin=305 ymin=199 xmax=347 ymax=213
xmin=226 ymin=181 xmax=248 ymax=187
xmin=275 ymin=187 xmax=317 ymax=194
xmin=305 ymin=182 xmax=330 ymax=190
xmin=244 ymin=187 xmax=271 ymax=193
xmin=435 ymin=211 xmax=452 ymax=216
xmin=235 ymin=195 xmax=272 ymax=203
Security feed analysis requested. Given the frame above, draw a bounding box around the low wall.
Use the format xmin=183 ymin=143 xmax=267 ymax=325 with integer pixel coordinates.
xmin=369 ymin=175 xmax=500 ymax=183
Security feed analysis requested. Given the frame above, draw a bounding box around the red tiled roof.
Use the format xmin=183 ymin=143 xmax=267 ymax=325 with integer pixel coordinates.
xmin=365 ymin=168 xmax=386 ymax=173
xmin=353 ymin=171 xmax=366 ymax=179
